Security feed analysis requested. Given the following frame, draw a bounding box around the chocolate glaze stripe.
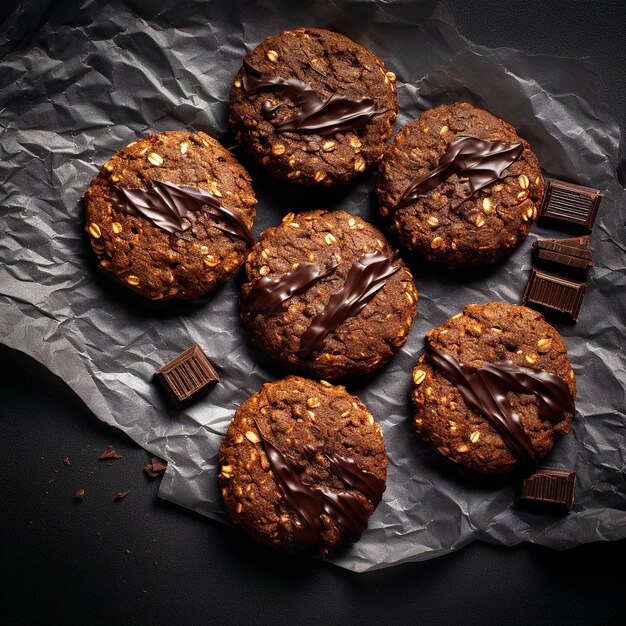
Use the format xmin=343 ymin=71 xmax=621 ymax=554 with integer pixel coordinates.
xmin=299 ymin=251 xmax=400 ymax=360
xmin=426 ymin=346 xmax=574 ymax=466
xmin=242 ymin=262 xmax=338 ymax=319
xmin=252 ymin=419 xmax=382 ymax=547
xmin=396 ymin=136 xmax=523 ymax=211
xmin=325 ymin=452 xmax=385 ymax=504
xmin=110 ymin=180 xmax=254 ymax=246
xmin=241 ymin=59 xmax=380 ymax=137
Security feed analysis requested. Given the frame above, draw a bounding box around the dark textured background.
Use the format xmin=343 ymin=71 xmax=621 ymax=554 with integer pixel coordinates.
xmin=1 ymin=1 xmax=625 ymax=624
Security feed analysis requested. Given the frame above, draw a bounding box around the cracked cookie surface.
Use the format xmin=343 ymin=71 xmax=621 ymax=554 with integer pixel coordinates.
xmin=229 ymin=27 xmax=398 ymax=186
xmin=411 ymin=302 xmax=576 ymax=474
xmin=218 ymin=376 xmax=387 ymax=554
xmin=83 ymin=131 xmax=256 ymax=300
xmin=376 ymin=103 xmax=544 ymax=268
xmin=241 ymin=209 xmax=418 ymax=379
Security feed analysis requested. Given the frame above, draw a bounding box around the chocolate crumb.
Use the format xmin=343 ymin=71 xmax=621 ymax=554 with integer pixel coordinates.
xmin=99 ymin=445 xmax=123 ymax=460
xmin=124 ymin=548 xmax=132 ymax=556
xmin=63 ymin=457 xmax=71 ymax=466
xmin=113 ymin=490 xmax=129 ymax=501
xmin=144 ymin=456 xmax=168 ymax=479
xmin=74 ymin=488 xmax=85 ymax=501
xmin=52 ymin=468 xmax=59 ymax=475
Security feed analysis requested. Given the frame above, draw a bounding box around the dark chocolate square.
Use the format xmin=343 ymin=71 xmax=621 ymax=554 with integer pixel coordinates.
xmin=532 ymin=235 xmax=594 ymax=272
xmin=518 ymin=467 xmax=576 ymax=510
xmin=154 ymin=343 xmax=219 ymax=408
xmin=522 ymin=268 xmax=587 ymax=321
xmin=540 ymin=179 xmax=602 ymax=231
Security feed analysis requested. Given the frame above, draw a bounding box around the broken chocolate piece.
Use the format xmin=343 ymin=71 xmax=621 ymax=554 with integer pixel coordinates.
xmin=63 ymin=457 xmax=71 ymax=466
xmin=154 ymin=343 xmax=219 ymax=408
xmin=522 ymin=268 xmax=587 ymax=321
xmin=518 ymin=467 xmax=576 ymax=510
xmin=539 ymin=179 xmax=602 ymax=230
xmin=74 ymin=488 xmax=85 ymax=502
xmin=144 ymin=456 xmax=168 ymax=479
xmin=99 ymin=445 xmax=123 ymax=460
xmin=113 ymin=490 xmax=129 ymax=501
xmin=532 ymin=236 xmax=594 ymax=271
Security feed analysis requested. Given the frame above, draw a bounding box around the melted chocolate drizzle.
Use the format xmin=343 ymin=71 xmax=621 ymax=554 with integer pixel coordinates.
xmin=299 ymin=251 xmax=400 ymax=360
xmin=110 ymin=180 xmax=254 ymax=246
xmin=241 ymin=59 xmax=380 ymax=137
xmin=242 ymin=262 xmax=338 ymax=319
xmin=396 ymin=136 xmax=524 ymax=210
xmin=426 ymin=346 xmax=575 ymax=465
xmin=253 ymin=420 xmax=385 ymax=548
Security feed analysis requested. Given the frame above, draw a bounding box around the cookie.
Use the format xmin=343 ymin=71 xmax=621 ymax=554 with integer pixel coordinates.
xmin=83 ymin=131 xmax=256 ymax=300
xmin=241 ymin=209 xmax=418 ymax=379
xmin=376 ymin=103 xmax=544 ymax=268
xmin=229 ymin=27 xmax=398 ymax=186
xmin=411 ymin=302 xmax=576 ymax=474
xmin=218 ymin=376 xmax=387 ymax=554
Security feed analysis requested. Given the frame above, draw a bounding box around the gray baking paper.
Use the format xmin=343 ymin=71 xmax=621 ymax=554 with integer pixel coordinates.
xmin=1 ymin=0 xmax=625 ymax=572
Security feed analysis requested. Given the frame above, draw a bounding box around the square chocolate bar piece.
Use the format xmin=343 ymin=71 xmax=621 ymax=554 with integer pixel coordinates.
xmin=540 ymin=178 xmax=602 ymax=231
xmin=532 ymin=236 xmax=594 ymax=272
xmin=518 ymin=467 xmax=576 ymax=510
xmin=154 ymin=343 xmax=219 ymax=408
xmin=522 ymin=267 xmax=587 ymax=321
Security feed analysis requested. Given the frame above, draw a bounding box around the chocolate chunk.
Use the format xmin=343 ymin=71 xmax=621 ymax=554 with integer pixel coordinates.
xmin=113 ymin=490 xmax=129 ymax=501
xmin=63 ymin=457 xmax=71 ymax=466
xmin=99 ymin=445 xmax=123 ymax=460
xmin=532 ymin=235 xmax=594 ymax=271
xmin=144 ymin=456 xmax=168 ymax=479
xmin=74 ymin=488 xmax=85 ymax=502
xmin=518 ymin=467 xmax=576 ymax=510
xmin=522 ymin=268 xmax=587 ymax=321
xmin=539 ymin=179 xmax=602 ymax=231
xmin=154 ymin=343 xmax=219 ymax=408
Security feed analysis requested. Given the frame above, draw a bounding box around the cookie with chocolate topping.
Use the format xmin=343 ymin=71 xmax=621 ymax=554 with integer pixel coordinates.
xmin=83 ymin=131 xmax=256 ymax=300
xmin=218 ymin=376 xmax=387 ymax=554
xmin=376 ymin=103 xmax=544 ymax=268
xmin=411 ymin=302 xmax=576 ymax=474
xmin=241 ymin=209 xmax=418 ymax=379
xmin=229 ymin=28 xmax=398 ymax=186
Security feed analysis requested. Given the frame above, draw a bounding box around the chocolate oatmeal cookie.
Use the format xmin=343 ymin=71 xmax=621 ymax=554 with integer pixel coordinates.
xmin=241 ymin=209 xmax=418 ymax=379
xmin=83 ymin=131 xmax=256 ymax=300
xmin=376 ymin=103 xmax=544 ymax=268
xmin=229 ymin=28 xmax=398 ymax=186
xmin=411 ymin=302 xmax=576 ymax=474
xmin=218 ymin=376 xmax=387 ymax=553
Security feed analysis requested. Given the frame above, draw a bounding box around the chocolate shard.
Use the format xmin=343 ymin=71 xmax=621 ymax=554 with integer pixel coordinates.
xmin=154 ymin=343 xmax=219 ymax=408
xmin=539 ymin=178 xmax=602 ymax=231
xmin=144 ymin=456 xmax=168 ymax=479
xmin=522 ymin=268 xmax=587 ymax=322
xmin=99 ymin=445 xmax=123 ymax=460
xmin=518 ymin=467 xmax=576 ymax=510
xmin=532 ymin=236 xmax=594 ymax=271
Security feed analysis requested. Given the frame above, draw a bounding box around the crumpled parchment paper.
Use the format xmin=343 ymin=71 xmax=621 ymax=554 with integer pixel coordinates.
xmin=1 ymin=0 xmax=625 ymax=572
